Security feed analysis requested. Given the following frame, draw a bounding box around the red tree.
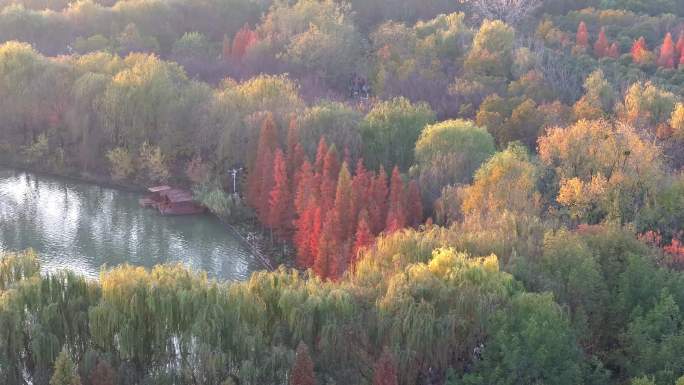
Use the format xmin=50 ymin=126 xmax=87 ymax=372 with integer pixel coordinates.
xmin=406 ymin=179 xmax=423 ymax=228
xmin=607 ymin=42 xmax=620 ymax=58
xmin=680 ymin=48 xmax=684 ymax=68
xmin=314 ymin=212 xmax=339 ymax=280
xmin=313 ymin=137 xmax=328 ymax=174
xmin=334 ymin=163 xmax=354 ymax=240
xmin=247 ymin=113 xmax=278 ymax=209
xmin=373 ymin=348 xmax=398 ymax=385
xmin=351 ymin=159 xmax=372 ymax=233
xmin=294 ymin=160 xmax=315 ymax=215
xmin=294 ymin=199 xmax=317 ymax=268
xmin=308 ymin=207 xmax=323 ymax=270
xmin=657 ymin=32 xmax=675 ymax=68
xmin=232 ymin=24 xmax=257 ymax=60
xmin=269 ymin=149 xmax=292 ymax=239
xmin=676 ymin=31 xmax=684 ymax=56
xmin=593 ymin=27 xmax=609 ymax=57
xmin=286 ymin=117 xmax=299 ymax=156
xmin=290 ymin=342 xmax=316 ymax=385
xmin=352 ymin=211 xmax=374 ymax=267
xmin=290 ymin=143 xmax=306 ymax=189
xmin=631 ymin=37 xmax=650 ymax=64
xmin=258 ymin=150 xmax=275 ymax=224
xmin=368 ymin=166 xmax=388 ymax=234
xmin=576 ymin=21 xmax=589 ymax=48
xmin=319 ymin=146 xmax=340 ymax=213
xmin=385 ymin=166 xmax=407 ymax=233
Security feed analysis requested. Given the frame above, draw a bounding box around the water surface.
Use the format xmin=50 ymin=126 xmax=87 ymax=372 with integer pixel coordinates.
xmin=0 ymin=168 xmax=264 ymax=280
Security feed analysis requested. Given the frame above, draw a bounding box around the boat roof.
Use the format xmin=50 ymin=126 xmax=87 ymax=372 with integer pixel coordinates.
xmin=148 ymin=185 xmax=172 ymax=192
xmin=162 ymin=188 xmax=194 ymax=203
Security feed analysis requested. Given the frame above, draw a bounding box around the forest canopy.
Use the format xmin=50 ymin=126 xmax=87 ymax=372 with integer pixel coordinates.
xmin=0 ymin=0 xmax=684 ymax=384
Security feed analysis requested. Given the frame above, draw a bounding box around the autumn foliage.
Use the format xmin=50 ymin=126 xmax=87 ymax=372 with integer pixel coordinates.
xmin=657 ymin=33 xmax=675 ymax=68
xmin=631 ymin=37 xmax=650 ymax=65
xmin=593 ymin=27 xmax=609 ymax=57
xmin=638 ymin=230 xmax=684 ymax=270
xmin=246 ymin=123 xmax=422 ymax=279
xmin=580 ymin=25 xmax=684 ymax=68
xmin=231 ymin=24 xmax=258 ymax=60
xmin=677 ymin=32 xmax=684 ymax=56
xmin=607 ymin=42 xmax=619 ymax=58
xmin=576 ymin=21 xmax=589 ymax=48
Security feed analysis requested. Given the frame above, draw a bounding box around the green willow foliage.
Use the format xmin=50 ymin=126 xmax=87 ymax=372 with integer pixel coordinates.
xmin=0 ymin=239 xmax=541 ymax=385
xmin=3 ymin=223 xmax=683 ymax=385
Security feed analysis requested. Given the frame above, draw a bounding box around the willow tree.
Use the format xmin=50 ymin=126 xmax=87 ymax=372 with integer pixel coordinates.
xmin=376 ymin=248 xmax=515 ymax=384
xmin=458 ymin=293 xmax=584 ymax=385
xmin=360 ymin=97 xmax=436 ymax=171
xmin=461 ymin=142 xmax=540 ymax=221
xmin=414 ymin=119 xmax=496 ymax=205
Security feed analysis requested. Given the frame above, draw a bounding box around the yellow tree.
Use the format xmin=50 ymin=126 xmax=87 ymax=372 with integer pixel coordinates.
xmin=539 ymin=119 xmax=664 ymax=224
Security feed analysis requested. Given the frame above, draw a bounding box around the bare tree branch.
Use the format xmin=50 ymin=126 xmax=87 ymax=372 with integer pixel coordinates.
xmin=467 ymin=0 xmax=541 ymax=26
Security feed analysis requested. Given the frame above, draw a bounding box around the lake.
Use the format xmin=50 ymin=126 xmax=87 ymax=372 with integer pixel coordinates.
xmin=0 ymin=168 xmax=265 ymax=280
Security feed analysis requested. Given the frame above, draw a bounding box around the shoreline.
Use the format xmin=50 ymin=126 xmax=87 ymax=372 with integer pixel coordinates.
xmin=0 ymin=161 xmax=148 ymax=193
xmin=1 ymin=162 xmax=278 ymax=273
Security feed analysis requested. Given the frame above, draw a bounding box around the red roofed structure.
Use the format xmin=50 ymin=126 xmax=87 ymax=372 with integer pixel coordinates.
xmin=140 ymin=186 xmax=205 ymax=215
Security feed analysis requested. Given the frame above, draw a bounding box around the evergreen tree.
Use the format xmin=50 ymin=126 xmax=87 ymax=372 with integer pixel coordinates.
xmin=290 ymin=143 xmax=307 ymax=191
xmin=315 ymin=212 xmax=339 ymax=279
xmin=351 ymin=159 xmax=372 ymax=233
xmin=608 ymin=42 xmax=620 ymax=58
xmin=258 ymin=150 xmax=275 ymax=224
xmin=576 ymin=21 xmax=589 ymax=48
xmin=247 ymin=113 xmax=278 ymax=210
xmin=313 ymin=137 xmax=328 ymax=174
xmin=286 ymin=117 xmax=306 ymax=183
xmin=353 ymin=211 xmax=373 ymax=266
xmin=294 ymin=160 xmax=315 ymax=215
xmin=290 ymin=342 xmax=315 ymax=385
xmin=631 ymin=37 xmax=651 ymax=65
xmin=231 ymin=24 xmax=257 ymax=60
xmin=294 ymin=200 xmax=316 ymax=268
xmin=373 ymin=348 xmax=398 ymax=385
xmin=594 ymin=27 xmax=609 ymax=57
xmin=269 ymin=149 xmax=292 ymax=239
xmin=50 ymin=349 xmax=81 ymax=385
xmin=676 ymin=32 xmax=684 ymax=57
xmin=657 ymin=33 xmax=675 ymax=68
xmin=320 ymin=145 xmax=340 ymax=213
xmin=309 ymin=207 xmax=323 ymax=271
xmin=385 ymin=166 xmax=407 ymax=233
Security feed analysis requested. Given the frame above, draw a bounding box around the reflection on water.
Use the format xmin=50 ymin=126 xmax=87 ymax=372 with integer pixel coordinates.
xmin=0 ymin=169 xmax=263 ymax=280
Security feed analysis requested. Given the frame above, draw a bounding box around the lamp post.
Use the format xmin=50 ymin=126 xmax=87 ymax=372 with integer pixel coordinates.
xmin=229 ymin=167 xmax=243 ymax=195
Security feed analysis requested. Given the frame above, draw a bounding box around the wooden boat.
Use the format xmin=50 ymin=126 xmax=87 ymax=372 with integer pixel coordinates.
xmin=140 ymin=185 xmax=206 ymax=215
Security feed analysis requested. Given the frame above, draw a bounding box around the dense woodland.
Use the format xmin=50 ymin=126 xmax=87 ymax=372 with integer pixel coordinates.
xmin=1 ymin=0 xmax=684 ymax=384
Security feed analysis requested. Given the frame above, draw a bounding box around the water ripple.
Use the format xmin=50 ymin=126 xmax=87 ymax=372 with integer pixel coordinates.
xmin=0 ymin=169 xmax=264 ymax=281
